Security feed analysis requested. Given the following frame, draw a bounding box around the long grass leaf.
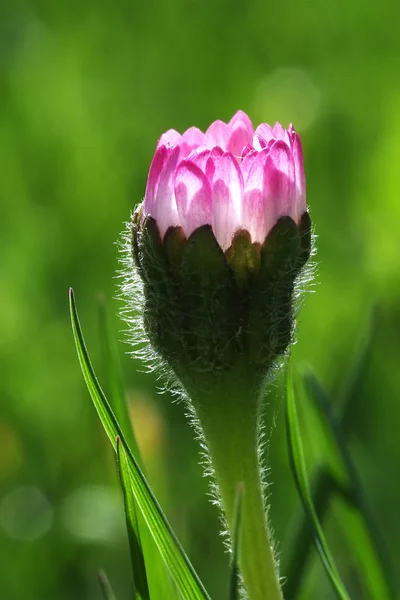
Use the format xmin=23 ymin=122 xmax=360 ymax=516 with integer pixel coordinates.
xmin=117 ymin=436 xmax=150 ymax=600
xmin=304 ymin=369 xmax=394 ymax=600
xmin=282 ymin=310 xmax=389 ymax=600
xmin=69 ymin=289 xmax=210 ymax=600
xmin=98 ymin=297 xmax=147 ymax=596
xmin=97 ymin=298 xmax=176 ymax=600
xmin=97 ymin=297 xmax=140 ymax=458
xmin=98 ymin=570 xmax=118 ymax=600
xmin=285 ymin=367 xmax=352 ymax=600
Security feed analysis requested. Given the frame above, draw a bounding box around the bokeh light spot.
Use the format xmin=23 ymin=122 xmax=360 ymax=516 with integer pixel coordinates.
xmin=0 ymin=486 xmax=53 ymax=541
xmin=252 ymin=68 xmax=321 ymax=131
xmin=62 ymin=485 xmax=124 ymax=544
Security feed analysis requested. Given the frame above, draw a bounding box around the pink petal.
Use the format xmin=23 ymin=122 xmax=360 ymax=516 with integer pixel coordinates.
xmin=189 ymin=148 xmax=211 ymax=172
xmin=187 ymin=147 xmax=223 ymax=181
xmin=291 ymin=132 xmax=306 ymax=219
xmin=206 ymin=146 xmax=224 ymax=180
xmin=229 ymin=110 xmax=254 ymax=134
xmin=227 ymin=124 xmax=253 ymax=157
xmin=227 ymin=111 xmax=254 ymax=156
xmin=143 ymin=145 xmax=168 ymax=215
xmin=272 ymin=122 xmax=290 ymax=144
xmin=152 ymin=146 xmax=181 ymax=236
xmin=174 ymin=161 xmax=213 ymax=237
xmin=253 ymin=135 xmax=268 ymax=151
xmin=182 ymin=126 xmax=205 ymax=152
xmin=157 ymin=128 xmax=182 ymax=149
xmin=241 ymin=144 xmax=254 ymax=159
xmin=212 ymin=152 xmax=244 ymax=250
xmin=264 ymin=140 xmax=296 ymax=227
xmin=243 ymin=187 xmax=266 ymax=244
xmin=243 ymin=147 xmax=270 ymax=190
xmin=240 ymin=148 xmax=260 ymax=184
xmin=254 ymin=134 xmax=277 ymax=153
xmin=254 ymin=124 xmax=275 ymax=149
xmin=287 ymin=123 xmax=296 ymax=147
xmin=242 ymin=142 xmax=296 ymax=240
xmin=242 ymin=148 xmax=271 ymax=243
xmin=204 ymin=120 xmax=230 ymax=151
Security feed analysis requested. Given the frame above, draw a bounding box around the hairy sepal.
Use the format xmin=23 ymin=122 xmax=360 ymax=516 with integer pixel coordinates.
xmin=180 ymin=225 xmax=240 ymax=375
xmin=246 ymin=214 xmax=311 ymax=368
xmin=131 ymin=212 xmax=312 ymax=385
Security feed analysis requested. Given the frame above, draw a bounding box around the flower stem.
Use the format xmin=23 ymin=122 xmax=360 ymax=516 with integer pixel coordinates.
xmin=192 ymin=374 xmax=283 ymax=600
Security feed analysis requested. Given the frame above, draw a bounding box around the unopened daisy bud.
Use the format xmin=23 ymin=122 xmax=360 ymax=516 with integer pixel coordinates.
xmin=132 ymin=112 xmax=310 ymax=383
xmin=128 ymin=111 xmax=312 ymax=600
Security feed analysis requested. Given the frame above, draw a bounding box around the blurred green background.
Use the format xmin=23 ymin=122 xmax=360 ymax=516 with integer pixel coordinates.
xmin=1 ymin=0 xmax=399 ymax=597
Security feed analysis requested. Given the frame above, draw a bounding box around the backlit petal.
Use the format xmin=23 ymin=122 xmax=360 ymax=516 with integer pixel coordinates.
xmin=153 ymin=146 xmax=181 ymax=236
xmin=175 ymin=161 xmax=213 ymax=237
xmin=212 ymin=152 xmax=244 ymax=250
xmin=143 ymin=145 xmax=169 ymax=215
xmin=157 ymin=129 xmax=182 ymax=149
xmin=205 ymin=120 xmax=230 ymax=151
xmin=263 ymin=140 xmax=296 ymax=228
xmin=291 ymin=132 xmax=306 ymax=219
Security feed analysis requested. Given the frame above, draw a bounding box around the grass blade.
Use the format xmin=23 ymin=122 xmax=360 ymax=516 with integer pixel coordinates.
xmin=304 ymin=369 xmax=394 ymax=600
xmin=117 ymin=436 xmax=150 ymax=600
xmin=97 ymin=297 xmax=141 ymax=459
xmin=69 ymin=288 xmax=211 ymax=600
xmin=97 ymin=297 xmax=176 ymax=600
xmin=229 ymin=482 xmax=244 ymax=600
xmin=285 ymin=367 xmax=352 ymax=600
xmin=98 ymin=297 xmax=149 ymax=597
xmin=282 ymin=310 xmax=392 ymax=600
xmin=98 ymin=570 xmax=118 ymax=600
xmin=282 ymin=468 xmax=352 ymax=600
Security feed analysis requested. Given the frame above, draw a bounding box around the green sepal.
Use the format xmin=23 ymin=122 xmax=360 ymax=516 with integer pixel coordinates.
xmin=131 ymin=206 xmax=144 ymax=274
xmin=298 ymin=211 xmax=312 ymax=268
xmin=246 ymin=216 xmax=302 ymax=367
xmin=226 ymin=230 xmax=261 ymax=291
xmin=164 ymin=226 xmax=186 ymax=279
xmin=133 ymin=212 xmax=312 ymax=383
xmin=139 ymin=217 xmax=184 ymax=364
xmin=180 ymin=225 xmax=240 ymax=376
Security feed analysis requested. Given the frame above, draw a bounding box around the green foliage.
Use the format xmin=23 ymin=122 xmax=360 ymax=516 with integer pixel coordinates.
xmin=116 ymin=437 xmax=150 ymax=600
xmin=1 ymin=1 xmax=400 ymax=597
xmin=97 ymin=298 xmax=140 ymax=459
xmin=283 ymin=313 xmax=395 ymax=600
xmin=285 ymin=368 xmax=352 ymax=600
xmin=69 ymin=289 xmax=210 ymax=600
xmin=98 ymin=571 xmax=118 ymax=600
xmin=302 ymin=369 xmax=394 ymax=600
xmin=97 ymin=298 xmax=177 ymax=600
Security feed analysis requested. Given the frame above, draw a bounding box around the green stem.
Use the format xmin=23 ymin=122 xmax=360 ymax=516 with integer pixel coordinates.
xmin=192 ymin=376 xmax=283 ymax=600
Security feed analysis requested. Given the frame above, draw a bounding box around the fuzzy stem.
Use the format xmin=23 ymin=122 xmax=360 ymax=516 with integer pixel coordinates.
xmin=192 ymin=375 xmax=283 ymax=600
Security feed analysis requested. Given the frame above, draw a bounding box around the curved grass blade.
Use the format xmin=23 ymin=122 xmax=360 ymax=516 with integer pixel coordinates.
xmin=97 ymin=297 xmax=141 ymax=459
xmin=69 ymin=289 xmax=211 ymax=600
xmin=282 ymin=310 xmax=390 ymax=600
xmin=285 ymin=367 xmax=352 ymax=600
xmin=282 ymin=468 xmax=352 ymax=600
xmin=304 ymin=369 xmax=394 ymax=600
xmin=98 ymin=570 xmax=118 ymax=600
xmin=97 ymin=298 xmax=176 ymax=600
xmin=117 ymin=436 xmax=150 ymax=600
xmin=229 ymin=482 xmax=244 ymax=600
xmin=98 ymin=297 xmax=148 ymax=596
xmin=336 ymin=306 xmax=378 ymax=417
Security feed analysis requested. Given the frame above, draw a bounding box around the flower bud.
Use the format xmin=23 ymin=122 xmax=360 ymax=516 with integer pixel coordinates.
xmin=131 ymin=111 xmax=311 ymax=390
xmin=128 ymin=111 xmax=312 ymax=600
